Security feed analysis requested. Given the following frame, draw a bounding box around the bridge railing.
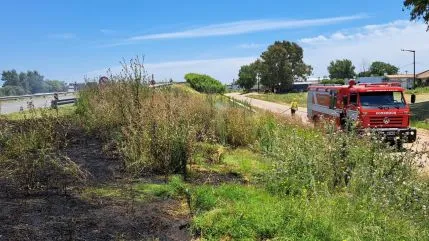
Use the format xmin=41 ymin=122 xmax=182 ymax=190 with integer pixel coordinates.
xmin=0 ymin=92 xmax=70 ymax=101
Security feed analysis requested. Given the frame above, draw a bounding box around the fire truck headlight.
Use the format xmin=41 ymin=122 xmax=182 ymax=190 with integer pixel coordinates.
xmin=411 ymin=131 xmax=415 ymax=136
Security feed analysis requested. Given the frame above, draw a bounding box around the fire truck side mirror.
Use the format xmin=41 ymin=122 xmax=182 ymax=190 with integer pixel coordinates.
xmin=411 ymin=94 xmax=416 ymax=104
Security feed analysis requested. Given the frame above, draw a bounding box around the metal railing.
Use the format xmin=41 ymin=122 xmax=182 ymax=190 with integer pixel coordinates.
xmin=0 ymin=92 xmax=70 ymax=101
xmin=51 ymin=98 xmax=77 ymax=109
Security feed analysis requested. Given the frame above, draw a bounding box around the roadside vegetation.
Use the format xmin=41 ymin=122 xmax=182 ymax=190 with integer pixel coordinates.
xmin=1 ymin=59 xmax=429 ymax=240
xmin=407 ymin=86 xmax=429 ymax=94
xmin=184 ymin=73 xmax=225 ymax=94
xmin=411 ymin=101 xmax=429 ymax=130
xmin=248 ymin=92 xmax=308 ymax=107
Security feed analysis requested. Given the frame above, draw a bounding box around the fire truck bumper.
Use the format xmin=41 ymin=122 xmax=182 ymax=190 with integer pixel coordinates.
xmin=374 ymin=128 xmax=417 ymax=143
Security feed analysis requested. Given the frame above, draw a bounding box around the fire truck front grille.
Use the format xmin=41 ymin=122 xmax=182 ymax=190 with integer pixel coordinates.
xmin=369 ymin=117 xmax=404 ymax=126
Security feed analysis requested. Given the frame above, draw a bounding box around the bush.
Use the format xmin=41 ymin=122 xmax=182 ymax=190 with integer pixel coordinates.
xmin=320 ymin=79 xmax=345 ymax=85
xmin=184 ymin=73 xmax=225 ymax=94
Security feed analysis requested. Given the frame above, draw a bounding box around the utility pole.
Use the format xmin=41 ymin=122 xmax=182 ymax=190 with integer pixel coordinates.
xmin=401 ymin=49 xmax=416 ymax=89
xmin=257 ymin=73 xmax=260 ymax=93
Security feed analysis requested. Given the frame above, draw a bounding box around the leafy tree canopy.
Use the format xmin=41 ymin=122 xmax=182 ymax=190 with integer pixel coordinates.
xmin=258 ymin=41 xmax=312 ymax=92
xmin=1 ymin=69 xmax=67 ymax=96
xmin=237 ymin=62 xmax=258 ymax=91
xmin=357 ymin=61 xmax=399 ymax=77
xmin=369 ymin=61 xmax=399 ymax=76
xmin=404 ymin=0 xmax=429 ymax=30
xmin=328 ymin=59 xmax=356 ymax=79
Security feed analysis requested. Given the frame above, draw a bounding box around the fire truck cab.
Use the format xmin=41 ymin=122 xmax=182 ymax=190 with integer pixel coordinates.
xmin=307 ymin=81 xmax=417 ymax=143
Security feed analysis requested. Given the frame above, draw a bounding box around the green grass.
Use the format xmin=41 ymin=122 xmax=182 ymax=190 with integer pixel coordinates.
xmin=410 ymin=101 xmax=429 ymax=130
xmin=1 ymin=105 xmax=76 ymax=120
xmin=82 ymin=175 xmax=187 ymax=201
xmin=247 ymin=92 xmax=308 ymax=107
xmin=191 ymin=185 xmax=426 ymax=241
xmin=406 ymin=86 xmax=429 ymax=94
xmin=221 ymin=148 xmax=269 ymax=180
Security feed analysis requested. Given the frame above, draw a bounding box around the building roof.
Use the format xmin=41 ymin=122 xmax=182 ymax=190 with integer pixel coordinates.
xmin=418 ymin=70 xmax=429 ymax=79
xmin=385 ymin=74 xmax=413 ymax=79
xmin=385 ymin=70 xmax=429 ymax=80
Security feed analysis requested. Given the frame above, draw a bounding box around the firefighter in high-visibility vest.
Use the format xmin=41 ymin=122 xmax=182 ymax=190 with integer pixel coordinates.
xmin=290 ymin=99 xmax=298 ymax=116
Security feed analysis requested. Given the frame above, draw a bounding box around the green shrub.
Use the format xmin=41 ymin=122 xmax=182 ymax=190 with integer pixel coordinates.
xmin=320 ymin=78 xmax=346 ymax=85
xmin=184 ymin=73 xmax=225 ymax=94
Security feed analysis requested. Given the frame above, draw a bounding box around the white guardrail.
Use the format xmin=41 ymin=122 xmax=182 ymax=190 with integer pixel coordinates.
xmin=0 ymin=81 xmax=184 ymax=102
xmin=0 ymin=92 xmax=71 ymax=101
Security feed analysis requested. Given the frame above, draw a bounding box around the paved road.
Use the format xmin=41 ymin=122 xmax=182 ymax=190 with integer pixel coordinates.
xmin=226 ymin=92 xmax=429 ymax=174
xmin=226 ymin=92 xmax=309 ymax=122
xmin=0 ymin=93 xmax=75 ymax=114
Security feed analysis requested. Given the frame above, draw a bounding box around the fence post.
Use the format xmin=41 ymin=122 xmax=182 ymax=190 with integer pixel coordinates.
xmin=51 ymin=93 xmax=59 ymax=110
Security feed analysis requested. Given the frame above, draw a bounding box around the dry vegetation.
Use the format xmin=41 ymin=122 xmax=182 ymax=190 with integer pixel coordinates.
xmin=1 ymin=59 xmax=429 ymax=240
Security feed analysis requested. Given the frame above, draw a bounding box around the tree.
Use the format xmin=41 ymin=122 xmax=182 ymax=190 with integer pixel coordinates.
xmin=1 ymin=70 xmax=21 ymax=87
xmin=0 ymin=86 xmax=26 ymax=97
xmin=320 ymin=79 xmax=345 ymax=85
xmin=45 ymin=80 xmax=67 ymax=92
xmin=237 ymin=62 xmax=258 ymax=91
xmin=258 ymin=41 xmax=312 ymax=92
xmin=357 ymin=71 xmax=371 ymax=77
xmin=26 ymin=71 xmax=45 ymax=93
xmin=368 ymin=61 xmax=399 ymax=76
xmin=328 ymin=59 xmax=356 ymax=79
xmin=404 ymin=0 xmax=429 ymax=30
xmin=1 ymin=69 xmax=63 ymax=95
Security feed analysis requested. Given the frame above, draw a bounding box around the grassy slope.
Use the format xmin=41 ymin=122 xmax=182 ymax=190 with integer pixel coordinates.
xmin=81 ymin=145 xmax=428 ymax=240
xmin=1 ymin=105 xmax=76 ymax=120
xmin=248 ymin=92 xmax=308 ymax=107
xmin=411 ymin=101 xmax=429 ymax=130
xmin=4 ymin=84 xmax=427 ymax=240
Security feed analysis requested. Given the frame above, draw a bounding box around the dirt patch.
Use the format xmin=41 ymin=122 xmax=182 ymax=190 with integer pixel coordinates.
xmin=0 ymin=124 xmax=192 ymax=241
xmin=62 ymin=130 xmax=124 ymax=183
xmin=0 ymin=193 xmax=190 ymax=241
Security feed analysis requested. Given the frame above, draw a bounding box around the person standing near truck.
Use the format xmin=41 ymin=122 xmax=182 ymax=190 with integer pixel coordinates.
xmin=290 ymin=99 xmax=298 ymax=116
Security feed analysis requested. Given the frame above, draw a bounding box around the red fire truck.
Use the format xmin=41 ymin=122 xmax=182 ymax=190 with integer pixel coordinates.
xmin=307 ymin=81 xmax=416 ymax=144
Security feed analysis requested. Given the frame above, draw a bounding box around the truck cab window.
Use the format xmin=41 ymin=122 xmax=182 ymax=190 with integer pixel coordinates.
xmin=349 ymin=93 xmax=357 ymax=105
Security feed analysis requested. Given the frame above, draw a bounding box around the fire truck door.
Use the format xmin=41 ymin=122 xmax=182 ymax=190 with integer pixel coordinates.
xmin=346 ymin=93 xmax=359 ymax=121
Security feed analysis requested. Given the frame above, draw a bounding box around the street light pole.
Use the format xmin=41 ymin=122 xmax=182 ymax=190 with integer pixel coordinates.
xmin=401 ymin=49 xmax=416 ymax=89
xmin=257 ymin=73 xmax=260 ymax=93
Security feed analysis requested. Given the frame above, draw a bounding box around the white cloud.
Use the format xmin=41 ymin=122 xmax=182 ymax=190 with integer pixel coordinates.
xmin=300 ymin=20 xmax=429 ymax=77
xmin=83 ymin=20 xmax=429 ymax=85
xmin=85 ymin=57 xmax=256 ymax=83
xmin=300 ymin=35 xmax=328 ymax=44
xmin=119 ymin=14 xmax=366 ymax=43
xmin=49 ymin=33 xmax=76 ymax=40
xmin=238 ymin=43 xmax=264 ymax=49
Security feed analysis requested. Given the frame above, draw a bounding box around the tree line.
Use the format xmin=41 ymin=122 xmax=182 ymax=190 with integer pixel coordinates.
xmin=0 ymin=70 xmax=67 ymax=96
xmin=235 ymin=41 xmax=401 ymax=91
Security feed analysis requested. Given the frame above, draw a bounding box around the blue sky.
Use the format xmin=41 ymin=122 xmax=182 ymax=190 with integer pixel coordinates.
xmin=1 ymin=0 xmax=428 ymax=83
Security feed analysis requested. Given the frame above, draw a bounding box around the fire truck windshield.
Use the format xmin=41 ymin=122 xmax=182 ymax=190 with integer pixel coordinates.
xmin=359 ymin=92 xmax=405 ymax=108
